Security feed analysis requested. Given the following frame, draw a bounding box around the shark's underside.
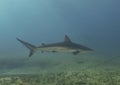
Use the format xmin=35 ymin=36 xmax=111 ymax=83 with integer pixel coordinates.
xmin=16 ymin=35 xmax=93 ymax=57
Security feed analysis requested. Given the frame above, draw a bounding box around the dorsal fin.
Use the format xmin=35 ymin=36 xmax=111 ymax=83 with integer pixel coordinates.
xmin=64 ymin=35 xmax=71 ymax=43
xmin=41 ymin=43 xmax=45 ymax=46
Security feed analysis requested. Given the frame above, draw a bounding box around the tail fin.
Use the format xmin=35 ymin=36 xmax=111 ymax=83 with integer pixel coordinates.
xmin=16 ymin=38 xmax=36 ymax=57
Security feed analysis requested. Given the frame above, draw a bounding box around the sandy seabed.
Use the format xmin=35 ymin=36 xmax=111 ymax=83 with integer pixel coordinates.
xmin=0 ymin=53 xmax=120 ymax=85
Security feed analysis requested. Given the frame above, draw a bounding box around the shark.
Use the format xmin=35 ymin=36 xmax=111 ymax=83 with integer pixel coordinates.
xmin=16 ymin=35 xmax=93 ymax=57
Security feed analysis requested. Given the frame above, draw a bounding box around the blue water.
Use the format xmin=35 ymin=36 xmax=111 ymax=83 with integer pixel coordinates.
xmin=0 ymin=0 xmax=120 ymax=75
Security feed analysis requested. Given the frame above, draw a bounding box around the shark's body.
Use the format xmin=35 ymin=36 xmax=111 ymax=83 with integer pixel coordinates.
xmin=17 ymin=35 xmax=93 ymax=57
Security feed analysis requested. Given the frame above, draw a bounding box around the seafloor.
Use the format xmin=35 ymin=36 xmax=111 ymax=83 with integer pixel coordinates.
xmin=0 ymin=52 xmax=120 ymax=85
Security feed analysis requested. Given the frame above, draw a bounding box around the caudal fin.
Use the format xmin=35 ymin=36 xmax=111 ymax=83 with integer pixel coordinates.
xmin=16 ymin=38 xmax=36 ymax=57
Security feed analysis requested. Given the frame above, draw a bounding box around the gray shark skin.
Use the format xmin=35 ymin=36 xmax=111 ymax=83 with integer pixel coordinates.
xmin=16 ymin=35 xmax=93 ymax=57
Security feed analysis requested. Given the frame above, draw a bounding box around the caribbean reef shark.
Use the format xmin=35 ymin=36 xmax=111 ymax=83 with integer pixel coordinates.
xmin=16 ymin=35 xmax=93 ymax=57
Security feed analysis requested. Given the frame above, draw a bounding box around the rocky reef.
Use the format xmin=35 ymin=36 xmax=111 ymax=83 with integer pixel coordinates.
xmin=0 ymin=70 xmax=120 ymax=85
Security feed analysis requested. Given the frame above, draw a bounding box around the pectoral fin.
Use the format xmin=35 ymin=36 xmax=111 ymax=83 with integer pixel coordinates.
xmin=72 ymin=50 xmax=80 ymax=55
